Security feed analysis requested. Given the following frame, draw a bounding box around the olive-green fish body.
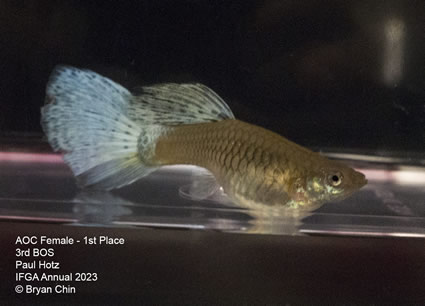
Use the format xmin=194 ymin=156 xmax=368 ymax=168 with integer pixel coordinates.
xmin=41 ymin=66 xmax=367 ymax=219
xmin=155 ymin=119 xmax=294 ymax=208
xmin=154 ymin=119 xmax=366 ymax=211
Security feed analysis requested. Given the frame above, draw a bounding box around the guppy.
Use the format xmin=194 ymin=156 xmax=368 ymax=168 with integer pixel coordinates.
xmin=41 ymin=66 xmax=367 ymax=216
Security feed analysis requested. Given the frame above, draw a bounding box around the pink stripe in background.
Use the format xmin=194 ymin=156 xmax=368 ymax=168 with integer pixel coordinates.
xmin=0 ymin=152 xmax=63 ymax=163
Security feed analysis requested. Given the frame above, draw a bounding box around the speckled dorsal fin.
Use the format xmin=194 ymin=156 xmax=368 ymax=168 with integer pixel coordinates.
xmin=129 ymin=83 xmax=235 ymax=125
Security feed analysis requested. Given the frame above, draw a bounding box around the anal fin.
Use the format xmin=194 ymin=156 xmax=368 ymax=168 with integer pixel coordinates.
xmin=179 ymin=167 xmax=230 ymax=204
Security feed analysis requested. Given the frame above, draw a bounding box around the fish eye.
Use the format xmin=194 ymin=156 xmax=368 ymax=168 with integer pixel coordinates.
xmin=327 ymin=172 xmax=343 ymax=187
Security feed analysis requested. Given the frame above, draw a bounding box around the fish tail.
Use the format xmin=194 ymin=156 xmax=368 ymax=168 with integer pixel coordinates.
xmin=41 ymin=66 xmax=160 ymax=190
xmin=41 ymin=66 xmax=235 ymax=190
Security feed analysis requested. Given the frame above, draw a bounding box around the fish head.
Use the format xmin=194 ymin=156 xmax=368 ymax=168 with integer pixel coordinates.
xmin=287 ymin=160 xmax=367 ymax=209
xmin=304 ymin=161 xmax=367 ymax=204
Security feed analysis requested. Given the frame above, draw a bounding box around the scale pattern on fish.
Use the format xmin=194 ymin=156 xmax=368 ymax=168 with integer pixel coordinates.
xmin=41 ymin=66 xmax=367 ymax=216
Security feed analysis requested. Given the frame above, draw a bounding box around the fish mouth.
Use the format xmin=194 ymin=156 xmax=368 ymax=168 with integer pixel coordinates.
xmin=353 ymin=171 xmax=368 ymax=188
xmin=337 ymin=171 xmax=367 ymax=202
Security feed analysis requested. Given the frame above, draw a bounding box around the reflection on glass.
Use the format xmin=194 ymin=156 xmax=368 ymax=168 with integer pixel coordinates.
xmin=72 ymin=191 xmax=134 ymax=225
xmin=1 ymin=150 xmax=424 ymax=236
xmin=383 ymin=18 xmax=405 ymax=86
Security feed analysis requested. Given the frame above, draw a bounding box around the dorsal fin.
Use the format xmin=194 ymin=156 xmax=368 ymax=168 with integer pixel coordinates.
xmin=128 ymin=83 xmax=235 ymax=125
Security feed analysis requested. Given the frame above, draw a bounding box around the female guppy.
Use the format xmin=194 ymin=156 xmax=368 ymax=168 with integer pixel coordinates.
xmin=41 ymin=66 xmax=367 ymax=216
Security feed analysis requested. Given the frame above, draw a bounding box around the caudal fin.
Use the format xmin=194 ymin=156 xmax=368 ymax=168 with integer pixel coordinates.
xmin=42 ymin=66 xmax=236 ymax=190
xmin=41 ymin=66 xmax=158 ymax=190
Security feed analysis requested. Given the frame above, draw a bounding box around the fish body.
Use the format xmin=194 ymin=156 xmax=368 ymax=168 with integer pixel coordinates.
xmin=41 ymin=66 xmax=367 ymax=217
xmin=154 ymin=119 xmax=366 ymax=211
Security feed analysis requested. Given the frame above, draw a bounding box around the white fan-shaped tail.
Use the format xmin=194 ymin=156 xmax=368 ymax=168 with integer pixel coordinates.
xmin=41 ymin=65 xmax=235 ymax=190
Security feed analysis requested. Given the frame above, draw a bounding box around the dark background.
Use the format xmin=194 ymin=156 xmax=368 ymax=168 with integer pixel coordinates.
xmin=1 ymin=3 xmax=425 ymax=304
xmin=1 ymin=222 xmax=425 ymax=305
xmin=1 ymin=0 xmax=425 ymax=151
